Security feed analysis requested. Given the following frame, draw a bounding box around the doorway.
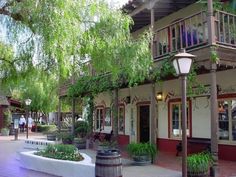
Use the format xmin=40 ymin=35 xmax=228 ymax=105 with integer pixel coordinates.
xmin=138 ymin=105 xmax=150 ymax=143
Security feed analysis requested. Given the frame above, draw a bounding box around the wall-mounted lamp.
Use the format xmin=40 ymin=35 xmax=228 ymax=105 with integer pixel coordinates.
xmin=156 ymin=92 xmax=163 ymax=101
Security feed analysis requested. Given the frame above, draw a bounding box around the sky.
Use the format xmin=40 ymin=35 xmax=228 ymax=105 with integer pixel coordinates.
xmin=107 ymin=0 xmax=129 ymax=8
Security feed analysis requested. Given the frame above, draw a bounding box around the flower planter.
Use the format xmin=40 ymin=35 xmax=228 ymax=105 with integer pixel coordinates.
xmin=20 ymin=151 xmax=95 ymax=177
xmin=47 ymin=134 xmax=56 ymax=141
xmin=1 ymin=128 xmax=10 ymax=136
xmin=133 ymin=155 xmax=151 ymax=165
xmin=187 ymin=171 xmax=208 ymax=177
xmin=74 ymin=138 xmax=86 ymax=149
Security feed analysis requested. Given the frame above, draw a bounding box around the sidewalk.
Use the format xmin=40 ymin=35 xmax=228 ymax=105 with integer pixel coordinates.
xmin=80 ymin=149 xmax=181 ymax=177
xmin=0 ymin=133 xmax=181 ymax=177
xmin=1 ymin=133 xmax=236 ymax=177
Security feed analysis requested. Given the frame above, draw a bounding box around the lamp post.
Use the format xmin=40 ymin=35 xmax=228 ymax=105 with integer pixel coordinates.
xmin=25 ymin=98 xmax=32 ymax=139
xmin=172 ymin=49 xmax=195 ymax=177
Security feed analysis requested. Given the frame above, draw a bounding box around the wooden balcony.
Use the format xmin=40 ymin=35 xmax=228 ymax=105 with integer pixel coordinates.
xmin=154 ymin=10 xmax=236 ymax=67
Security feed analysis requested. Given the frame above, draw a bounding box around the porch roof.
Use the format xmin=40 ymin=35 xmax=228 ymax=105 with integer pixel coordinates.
xmin=122 ymin=0 xmax=198 ymax=32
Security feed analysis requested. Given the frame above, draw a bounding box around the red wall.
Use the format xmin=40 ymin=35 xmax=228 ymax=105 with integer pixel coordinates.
xmin=157 ymin=138 xmax=180 ymax=155
xmin=219 ymin=144 xmax=236 ymax=161
xmin=118 ymin=135 xmax=129 ymax=146
xmin=157 ymin=138 xmax=236 ymax=161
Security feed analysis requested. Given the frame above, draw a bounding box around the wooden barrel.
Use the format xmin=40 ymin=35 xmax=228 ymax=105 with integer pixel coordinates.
xmin=95 ymin=150 xmax=122 ymax=177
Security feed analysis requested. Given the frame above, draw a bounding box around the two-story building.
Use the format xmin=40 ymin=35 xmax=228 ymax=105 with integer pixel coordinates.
xmin=58 ymin=0 xmax=236 ymax=161
xmin=90 ymin=0 xmax=236 ymax=161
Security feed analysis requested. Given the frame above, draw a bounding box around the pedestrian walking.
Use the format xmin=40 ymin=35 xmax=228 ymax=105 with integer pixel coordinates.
xmin=19 ymin=115 xmax=26 ymax=132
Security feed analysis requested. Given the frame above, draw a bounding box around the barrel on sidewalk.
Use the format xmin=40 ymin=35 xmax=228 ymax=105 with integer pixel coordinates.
xmin=95 ymin=149 xmax=122 ymax=177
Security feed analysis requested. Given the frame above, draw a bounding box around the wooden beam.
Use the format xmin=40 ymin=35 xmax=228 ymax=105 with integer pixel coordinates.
xmin=129 ymin=0 xmax=160 ymax=17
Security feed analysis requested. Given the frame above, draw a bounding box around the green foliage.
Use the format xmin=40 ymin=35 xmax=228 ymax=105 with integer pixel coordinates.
xmin=187 ymin=152 xmax=213 ymax=174
xmin=99 ymin=140 xmax=117 ymax=149
xmin=80 ymin=4 xmax=152 ymax=85
xmin=68 ymin=75 xmax=116 ymax=97
xmin=198 ymin=0 xmax=236 ymax=14
xmin=151 ymin=57 xmax=175 ymax=84
xmin=127 ymin=142 xmax=157 ymax=159
xmin=57 ymin=132 xmax=74 ymax=144
xmin=210 ymin=46 xmax=219 ymax=64
xmin=86 ymin=96 xmax=94 ymax=134
xmin=3 ymin=69 xmax=58 ymax=114
xmin=35 ymin=144 xmax=83 ymax=161
xmin=75 ymin=121 xmax=89 ymax=138
xmin=3 ymin=109 xmax=12 ymax=128
xmin=37 ymin=125 xmax=57 ymax=133
xmin=0 ymin=42 xmax=14 ymax=63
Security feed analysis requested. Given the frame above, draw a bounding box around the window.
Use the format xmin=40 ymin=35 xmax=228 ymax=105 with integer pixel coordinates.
xmin=95 ymin=108 xmax=104 ymax=130
xmin=218 ymin=99 xmax=236 ymax=142
xmin=118 ymin=105 xmax=125 ymax=134
xmin=105 ymin=107 xmax=111 ymax=126
xmin=169 ymin=101 xmax=191 ymax=138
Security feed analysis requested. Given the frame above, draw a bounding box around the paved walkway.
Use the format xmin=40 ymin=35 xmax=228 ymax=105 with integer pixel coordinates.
xmin=0 ymin=133 xmax=181 ymax=177
xmin=0 ymin=133 xmax=57 ymax=177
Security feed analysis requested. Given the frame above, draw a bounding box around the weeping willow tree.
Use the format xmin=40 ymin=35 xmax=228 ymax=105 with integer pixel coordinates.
xmin=0 ymin=0 xmax=152 ymax=137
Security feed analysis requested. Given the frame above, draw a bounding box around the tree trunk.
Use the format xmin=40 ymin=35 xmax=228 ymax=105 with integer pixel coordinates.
xmin=87 ymin=96 xmax=94 ymax=135
xmin=72 ymin=97 xmax=75 ymax=136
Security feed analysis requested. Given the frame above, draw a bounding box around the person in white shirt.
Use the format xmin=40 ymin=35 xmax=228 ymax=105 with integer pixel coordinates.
xmin=19 ymin=115 xmax=26 ymax=132
xmin=28 ymin=116 xmax=34 ymax=131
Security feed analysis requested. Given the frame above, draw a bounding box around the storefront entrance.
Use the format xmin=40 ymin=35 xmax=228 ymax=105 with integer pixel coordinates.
xmin=138 ymin=105 xmax=150 ymax=143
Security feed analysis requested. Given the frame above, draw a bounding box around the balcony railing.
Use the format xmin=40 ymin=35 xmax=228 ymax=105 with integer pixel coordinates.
xmin=154 ymin=10 xmax=236 ymax=59
xmin=215 ymin=10 xmax=236 ymax=47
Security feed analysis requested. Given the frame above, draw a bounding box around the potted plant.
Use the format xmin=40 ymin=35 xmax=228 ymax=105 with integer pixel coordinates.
xmin=57 ymin=132 xmax=74 ymax=144
xmin=44 ymin=125 xmax=58 ymax=141
xmin=98 ymin=140 xmax=117 ymax=150
xmin=1 ymin=109 xmax=12 ymax=136
xmin=187 ymin=152 xmax=213 ymax=177
xmin=127 ymin=142 xmax=157 ymax=165
xmin=74 ymin=121 xmax=88 ymax=149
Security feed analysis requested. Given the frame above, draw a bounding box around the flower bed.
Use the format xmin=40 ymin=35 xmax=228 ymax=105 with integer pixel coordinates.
xmin=20 ymin=150 xmax=95 ymax=177
xmin=35 ymin=144 xmax=83 ymax=161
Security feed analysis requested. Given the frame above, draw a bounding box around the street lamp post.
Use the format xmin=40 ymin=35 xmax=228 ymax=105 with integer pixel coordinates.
xmin=172 ymin=49 xmax=195 ymax=177
xmin=25 ymin=98 xmax=32 ymax=139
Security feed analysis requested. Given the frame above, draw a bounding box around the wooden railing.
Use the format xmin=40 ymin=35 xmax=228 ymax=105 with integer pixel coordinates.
xmin=154 ymin=11 xmax=208 ymax=58
xmin=215 ymin=10 xmax=236 ymax=48
xmin=154 ymin=10 xmax=236 ymax=59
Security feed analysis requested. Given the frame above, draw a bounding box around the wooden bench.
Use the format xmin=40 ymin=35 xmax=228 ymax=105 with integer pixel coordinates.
xmin=176 ymin=137 xmax=211 ymax=156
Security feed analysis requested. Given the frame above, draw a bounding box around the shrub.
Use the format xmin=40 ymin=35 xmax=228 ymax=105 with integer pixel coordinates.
xmin=37 ymin=125 xmax=57 ymax=133
xmin=35 ymin=144 xmax=84 ymax=161
xmin=127 ymin=142 xmax=157 ymax=159
xmin=187 ymin=152 xmax=213 ymax=174
xmin=75 ymin=121 xmax=88 ymax=138
xmin=57 ymin=132 xmax=74 ymax=144
xmin=3 ymin=109 xmax=12 ymax=128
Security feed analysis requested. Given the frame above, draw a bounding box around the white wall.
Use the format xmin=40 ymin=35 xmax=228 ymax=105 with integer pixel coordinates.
xmin=191 ymin=97 xmax=211 ymax=138
xmin=93 ymin=69 xmax=236 ymax=141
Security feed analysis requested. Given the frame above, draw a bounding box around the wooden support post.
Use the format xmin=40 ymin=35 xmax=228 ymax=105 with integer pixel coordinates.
xmin=113 ymin=88 xmax=119 ymax=139
xmin=58 ymin=97 xmax=61 ymax=132
xmin=150 ymin=84 xmax=157 ymax=146
xmin=207 ymin=0 xmax=218 ymax=176
xmin=210 ymin=63 xmax=219 ymax=177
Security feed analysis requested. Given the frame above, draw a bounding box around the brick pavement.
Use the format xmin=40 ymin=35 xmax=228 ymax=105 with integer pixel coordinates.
xmin=0 ymin=133 xmax=58 ymax=177
xmin=3 ymin=133 xmax=235 ymax=177
xmin=0 ymin=133 xmax=181 ymax=177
